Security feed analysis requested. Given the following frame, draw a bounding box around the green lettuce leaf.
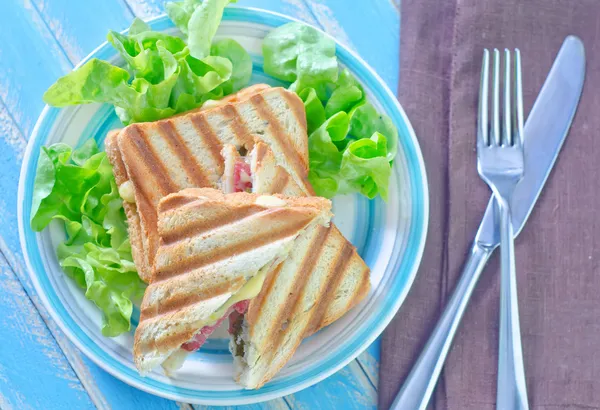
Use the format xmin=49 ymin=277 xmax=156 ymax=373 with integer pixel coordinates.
xmin=338 ymin=132 xmax=392 ymax=200
xmin=263 ymin=22 xmax=338 ymax=99
xmin=325 ymin=68 xmax=365 ymax=118
xmin=166 ymin=0 xmax=236 ymax=59
xmin=129 ymin=17 xmax=151 ymax=35
xmin=307 ymin=107 xmax=394 ymax=200
xmin=107 ymin=27 xmax=186 ymax=84
xmin=31 ymin=140 xmax=145 ymax=337
xmin=308 ymin=112 xmax=348 ymax=198
xmin=169 ymin=54 xmax=232 ymax=111
xmin=44 ymin=10 xmax=244 ymax=125
xmin=263 ymin=23 xmax=397 ymax=200
xmin=43 ymin=59 xmax=133 ymax=108
xmin=165 ymin=0 xmax=200 ymax=34
xmin=211 ymin=38 xmax=252 ymax=94
xmin=350 ymin=102 xmax=398 ymax=162
xmin=188 ymin=0 xmax=236 ymax=59
xmin=298 ymin=87 xmax=326 ymax=134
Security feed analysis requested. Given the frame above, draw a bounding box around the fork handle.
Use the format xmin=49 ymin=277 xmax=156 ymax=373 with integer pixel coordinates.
xmin=389 ymin=243 xmax=492 ymax=410
xmin=497 ymin=202 xmax=529 ymax=410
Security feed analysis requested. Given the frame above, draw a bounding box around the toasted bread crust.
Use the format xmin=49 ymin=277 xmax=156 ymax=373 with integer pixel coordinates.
xmin=105 ymin=130 xmax=151 ymax=282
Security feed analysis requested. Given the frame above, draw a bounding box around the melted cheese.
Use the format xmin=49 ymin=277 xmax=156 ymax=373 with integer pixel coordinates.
xmin=255 ymin=195 xmax=287 ymax=208
xmin=161 ymin=349 xmax=189 ymax=375
xmin=200 ymin=99 xmax=222 ymax=110
xmin=118 ymin=181 xmax=135 ymax=203
xmin=207 ymin=267 xmax=268 ymax=323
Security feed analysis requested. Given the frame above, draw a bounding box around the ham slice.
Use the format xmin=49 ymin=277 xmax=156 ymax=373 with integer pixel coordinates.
xmin=181 ymin=300 xmax=250 ymax=352
xmin=234 ymin=161 xmax=252 ymax=192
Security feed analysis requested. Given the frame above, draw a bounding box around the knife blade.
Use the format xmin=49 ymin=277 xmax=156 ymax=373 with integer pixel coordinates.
xmin=391 ymin=35 xmax=586 ymax=410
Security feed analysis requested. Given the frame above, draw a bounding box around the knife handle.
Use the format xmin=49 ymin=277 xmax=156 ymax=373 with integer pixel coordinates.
xmin=496 ymin=204 xmax=529 ymax=410
xmin=389 ymin=243 xmax=493 ymax=410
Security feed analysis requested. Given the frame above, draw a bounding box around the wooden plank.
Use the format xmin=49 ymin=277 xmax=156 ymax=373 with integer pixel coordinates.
xmin=285 ymin=361 xmax=377 ymax=410
xmin=0 ymin=100 xmax=29 ymax=264
xmin=0 ymin=261 xmax=93 ymax=410
xmin=197 ymin=400 xmax=290 ymax=410
xmin=0 ymin=1 xmax=71 ymax=138
xmin=356 ymin=342 xmax=380 ymax=391
xmin=123 ymin=0 xmax=318 ymax=25
xmin=31 ymin=0 xmax=135 ymax=63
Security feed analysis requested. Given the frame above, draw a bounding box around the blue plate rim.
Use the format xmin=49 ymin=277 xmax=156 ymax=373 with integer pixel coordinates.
xmin=17 ymin=6 xmax=429 ymax=405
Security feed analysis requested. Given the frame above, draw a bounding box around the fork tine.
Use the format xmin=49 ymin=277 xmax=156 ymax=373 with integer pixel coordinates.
xmin=491 ymin=49 xmax=501 ymax=146
xmin=514 ymin=49 xmax=524 ymax=145
xmin=478 ymin=49 xmax=490 ymax=146
xmin=503 ymin=49 xmax=512 ymax=145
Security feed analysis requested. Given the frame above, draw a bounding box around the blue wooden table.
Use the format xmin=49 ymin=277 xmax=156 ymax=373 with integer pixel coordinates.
xmin=0 ymin=1 xmax=399 ymax=408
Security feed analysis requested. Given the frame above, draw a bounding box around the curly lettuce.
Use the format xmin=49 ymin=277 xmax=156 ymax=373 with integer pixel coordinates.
xmin=166 ymin=0 xmax=236 ymax=59
xmin=43 ymin=5 xmax=250 ymax=125
xmin=264 ymin=22 xmax=398 ymax=200
xmin=263 ymin=22 xmax=338 ymax=100
xmin=31 ymin=140 xmax=145 ymax=337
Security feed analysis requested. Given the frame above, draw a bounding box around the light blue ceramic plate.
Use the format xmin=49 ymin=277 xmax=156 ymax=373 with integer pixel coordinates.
xmin=18 ymin=7 xmax=428 ymax=405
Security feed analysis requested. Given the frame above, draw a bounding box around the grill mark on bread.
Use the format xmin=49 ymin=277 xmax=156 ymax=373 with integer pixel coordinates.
xmin=246 ymin=262 xmax=283 ymax=329
xmin=159 ymin=194 xmax=202 ymax=213
xmin=222 ymin=105 xmax=253 ymax=148
xmin=140 ymin=277 xmax=244 ymax=319
xmin=160 ymin=205 xmax=266 ymax=245
xmin=352 ymin=265 xmax=371 ymax=305
xmin=124 ymin=126 xmax=177 ymax=196
xmin=254 ymin=141 xmax=268 ymax=164
xmin=305 ymin=234 xmax=354 ymax=335
xmin=154 ymin=211 xmax=316 ymax=281
xmin=105 ymin=130 xmax=126 ymax=183
xmin=250 ymin=94 xmax=308 ymax=187
xmin=190 ymin=114 xmax=224 ymax=167
xmin=282 ymin=90 xmax=308 ymax=136
xmin=157 ymin=121 xmax=210 ymax=187
xmin=137 ymin=330 xmax=189 ymax=354
xmin=270 ymin=169 xmax=290 ymax=194
xmin=267 ymin=226 xmax=331 ymax=352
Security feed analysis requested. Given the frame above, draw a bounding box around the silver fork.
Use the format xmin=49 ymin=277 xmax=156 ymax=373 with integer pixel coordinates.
xmin=478 ymin=48 xmax=529 ymax=410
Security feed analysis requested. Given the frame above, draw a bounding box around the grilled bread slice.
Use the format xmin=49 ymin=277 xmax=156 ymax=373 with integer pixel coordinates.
xmin=106 ymin=86 xmax=310 ymax=282
xmin=221 ymin=143 xmax=371 ymax=389
xmin=133 ymin=188 xmax=332 ymax=374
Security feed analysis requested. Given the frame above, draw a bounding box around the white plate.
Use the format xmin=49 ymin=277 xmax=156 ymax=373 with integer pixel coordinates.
xmin=18 ymin=7 xmax=428 ymax=405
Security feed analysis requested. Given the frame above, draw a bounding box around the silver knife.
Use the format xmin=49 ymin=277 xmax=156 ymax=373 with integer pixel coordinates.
xmin=390 ymin=35 xmax=586 ymax=410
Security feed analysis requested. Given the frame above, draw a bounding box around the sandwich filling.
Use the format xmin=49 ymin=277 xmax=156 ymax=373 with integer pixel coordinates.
xmin=181 ymin=301 xmax=249 ymax=351
xmin=234 ymin=159 xmax=252 ymax=193
xmin=177 ymin=263 xmax=269 ymax=353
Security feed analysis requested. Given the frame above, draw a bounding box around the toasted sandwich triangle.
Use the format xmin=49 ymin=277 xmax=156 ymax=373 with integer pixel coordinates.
xmin=132 ymin=188 xmax=332 ymax=375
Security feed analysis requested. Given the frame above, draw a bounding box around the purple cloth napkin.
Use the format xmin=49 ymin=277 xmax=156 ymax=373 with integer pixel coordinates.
xmin=379 ymin=1 xmax=600 ymax=409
